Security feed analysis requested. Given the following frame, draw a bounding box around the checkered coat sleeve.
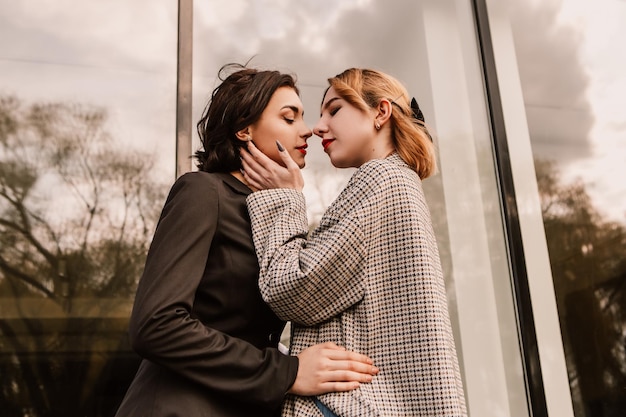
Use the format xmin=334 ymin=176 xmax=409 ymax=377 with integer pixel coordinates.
xmin=247 ymin=154 xmax=467 ymax=417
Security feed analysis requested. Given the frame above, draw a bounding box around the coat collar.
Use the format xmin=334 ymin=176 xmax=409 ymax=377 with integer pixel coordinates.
xmin=216 ymin=172 xmax=252 ymax=196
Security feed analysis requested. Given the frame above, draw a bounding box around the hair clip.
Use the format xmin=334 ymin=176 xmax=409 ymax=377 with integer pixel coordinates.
xmin=410 ymin=97 xmax=433 ymax=142
xmin=410 ymin=97 xmax=425 ymax=123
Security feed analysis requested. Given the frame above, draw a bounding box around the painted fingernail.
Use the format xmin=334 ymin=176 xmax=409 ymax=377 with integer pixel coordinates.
xmin=276 ymin=140 xmax=285 ymax=152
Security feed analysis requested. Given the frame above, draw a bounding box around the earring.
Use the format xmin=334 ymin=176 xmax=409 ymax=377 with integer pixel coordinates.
xmin=245 ymin=135 xmax=252 ymax=142
xmin=375 ymin=121 xmax=381 ymax=130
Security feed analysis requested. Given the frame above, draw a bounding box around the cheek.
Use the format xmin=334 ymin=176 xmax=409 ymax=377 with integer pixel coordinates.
xmin=253 ymin=140 xmax=279 ymax=164
xmin=335 ymin=125 xmax=357 ymax=148
xmin=332 ymin=118 xmax=353 ymax=140
xmin=266 ymin=147 xmax=282 ymax=165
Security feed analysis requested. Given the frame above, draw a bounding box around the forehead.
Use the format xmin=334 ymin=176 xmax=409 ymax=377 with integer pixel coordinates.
xmin=268 ymin=86 xmax=302 ymax=109
xmin=321 ymin=86 xmax=340 ymax=106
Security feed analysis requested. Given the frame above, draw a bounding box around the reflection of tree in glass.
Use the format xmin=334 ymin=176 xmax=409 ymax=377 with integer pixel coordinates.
xmin=0 ymin=95 xmax=167 ymax=417
xmin=536 ymin=159 xmax=626 ymax=415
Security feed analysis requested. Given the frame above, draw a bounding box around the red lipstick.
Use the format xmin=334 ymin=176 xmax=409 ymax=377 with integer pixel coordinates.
xmin=296 ymin=144 xmax=308 ymax=155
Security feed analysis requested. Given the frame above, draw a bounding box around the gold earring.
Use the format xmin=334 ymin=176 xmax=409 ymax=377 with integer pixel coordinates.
xmin=375 ymin=121 xmax=381 ymax=130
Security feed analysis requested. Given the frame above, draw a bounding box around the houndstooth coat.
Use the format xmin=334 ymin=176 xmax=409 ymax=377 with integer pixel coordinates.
xmin=247 ymin=154 xmax=467 ymax=417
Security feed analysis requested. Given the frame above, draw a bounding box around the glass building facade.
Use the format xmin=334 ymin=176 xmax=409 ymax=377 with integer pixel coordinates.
xmin=0 ymin=0 xmax=623 ymax=416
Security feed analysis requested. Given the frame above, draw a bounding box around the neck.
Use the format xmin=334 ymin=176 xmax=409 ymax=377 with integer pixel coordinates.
xmin=370 ymin=135 xmax=395 ymax=160
xmin=230 ymin=170 xmax=258 ymax=191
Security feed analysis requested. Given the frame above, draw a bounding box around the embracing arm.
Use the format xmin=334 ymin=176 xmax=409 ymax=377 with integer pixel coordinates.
xmin=247 ymin=188 xmax=368 ymax=326
xmin=130 ymin=173 xmax=376 ymax=404
xmin=242 ymin=141 xmax=370 ymax=326
xmin=129 ymin=173 xmax=297 ymax=408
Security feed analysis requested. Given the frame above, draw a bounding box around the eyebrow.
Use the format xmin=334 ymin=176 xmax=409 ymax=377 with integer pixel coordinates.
xmin=320 ymin=97 xmax=340 ymax=115
xmin=281 ymin=105 xmax=302 ymax=115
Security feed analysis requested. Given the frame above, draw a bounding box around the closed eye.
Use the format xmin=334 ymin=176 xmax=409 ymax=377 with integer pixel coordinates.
xmin=284 ymin=117 xmax=295 ymax=124
xmin=329 ymin=106 xmax=340 ymax=116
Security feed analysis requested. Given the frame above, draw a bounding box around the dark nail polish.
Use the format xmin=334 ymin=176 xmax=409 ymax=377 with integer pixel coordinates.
xmin=276 ymin=140 xmax=285 ymax=152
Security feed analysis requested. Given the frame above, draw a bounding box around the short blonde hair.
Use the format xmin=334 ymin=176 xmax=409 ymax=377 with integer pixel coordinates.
xmin=328 ymin=68 xmax=436 ymax=179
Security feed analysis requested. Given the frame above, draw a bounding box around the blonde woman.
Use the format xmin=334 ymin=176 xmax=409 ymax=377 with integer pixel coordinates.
xmin=241 ymin=68 xmax=467 ymax=417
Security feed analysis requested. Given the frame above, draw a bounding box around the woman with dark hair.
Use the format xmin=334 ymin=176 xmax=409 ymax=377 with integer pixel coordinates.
xmin=114 ymin=64 xmax=378 ymax=417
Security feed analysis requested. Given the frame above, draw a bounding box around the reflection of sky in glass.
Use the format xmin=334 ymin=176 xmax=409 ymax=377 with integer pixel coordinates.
xmin=511 ymin=0 xmax=626 ymax=223
xmin=0 ymin=0 xmax=178 ymax=182
xmin=4 ymin=1 xmax=619 ymax=221
xmin=562 ymin=0 xmax=626 ymax=224
xmin=192 ymin=0 xmax=430 ymax=223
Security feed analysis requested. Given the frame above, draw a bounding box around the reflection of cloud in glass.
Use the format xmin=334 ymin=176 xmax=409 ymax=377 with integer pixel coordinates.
xmin=510 ymin=0 xmax=594 ymax=162
xmin=0 ymin=0 xmax=176 ymax=70
xmin=194 ymin=0 xmax=376 ymax=62
xmin=0 ymin=0 xmax=178 ymax=181
xmin=193 ymin=0 xmax=430 ymax=215
xmin=194 ymin=0 xmax=425 ymax=87
xmin=510 ymin=0 xmax=626 ymax=223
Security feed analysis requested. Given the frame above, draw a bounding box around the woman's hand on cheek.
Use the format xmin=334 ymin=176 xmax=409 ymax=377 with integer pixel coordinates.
xmin=240 ymin=141 xmax=304 ymax=191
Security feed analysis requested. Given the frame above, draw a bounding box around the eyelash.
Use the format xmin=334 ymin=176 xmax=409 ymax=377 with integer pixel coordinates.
xmin=284 ymin=117 xmax=295 ymax=124
xmin=329 ymin=107 xmax=340 ymax=116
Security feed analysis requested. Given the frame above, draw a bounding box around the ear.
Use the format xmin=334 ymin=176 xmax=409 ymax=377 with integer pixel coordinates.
xmin=375 ymin=99 xmax=392 ymax=127
xmin=235 ymin=126 xmax=251 ymax=142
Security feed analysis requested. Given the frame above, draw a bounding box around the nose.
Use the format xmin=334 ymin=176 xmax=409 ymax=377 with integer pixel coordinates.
xmin=313 ymin=119 xmax=327 ymax=138
xmin=300 ymin=123 xmax=312 ymax=140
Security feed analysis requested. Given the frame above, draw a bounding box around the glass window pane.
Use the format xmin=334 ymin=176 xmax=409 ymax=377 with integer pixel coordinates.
xmin=0 ymin=2 xmax=177 ymax=415
xmin=193 ymin=1 xmax=528 ymax=415
xmin=509 ymin=0 xmax=626 ymax=415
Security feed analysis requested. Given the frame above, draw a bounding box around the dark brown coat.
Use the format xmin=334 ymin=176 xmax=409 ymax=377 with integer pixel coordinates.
xmin=115 ymin=172 xmax=298 ymax=417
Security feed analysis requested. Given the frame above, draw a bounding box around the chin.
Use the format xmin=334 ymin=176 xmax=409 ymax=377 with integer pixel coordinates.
xmin=293 ymin=155 xmax=306 ymax=169
xmin=328 ymin=155 xmax=348 ymax=169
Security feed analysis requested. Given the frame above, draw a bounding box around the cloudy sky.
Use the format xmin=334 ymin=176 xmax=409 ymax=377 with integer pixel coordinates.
xmin=0 ymin=0 xmax=179 ymax=182
xmin=0 ymin=0 xmax=623 ymax=223
xmin=510 ymin=0 xmax=626 ymax=223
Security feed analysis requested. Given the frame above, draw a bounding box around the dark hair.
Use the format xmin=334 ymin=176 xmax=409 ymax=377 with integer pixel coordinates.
xmin=195 ymin=63 xmax=299 ymax=172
